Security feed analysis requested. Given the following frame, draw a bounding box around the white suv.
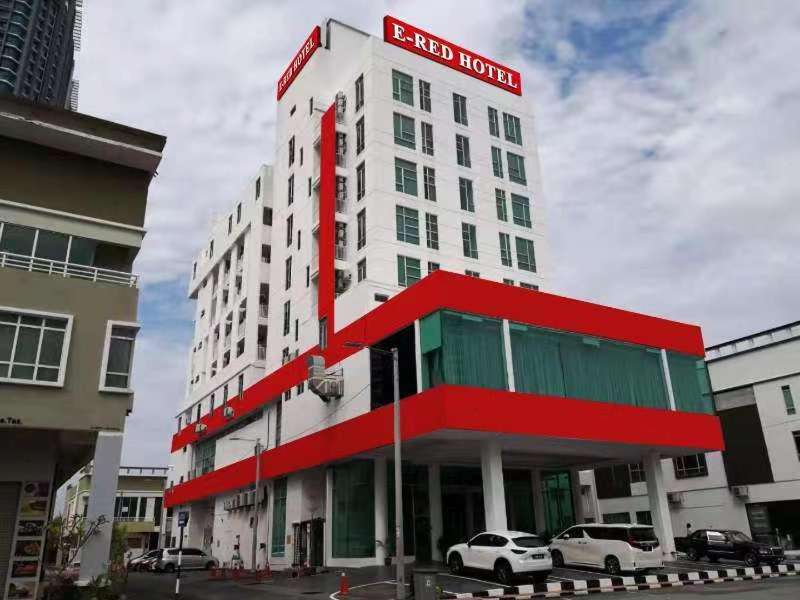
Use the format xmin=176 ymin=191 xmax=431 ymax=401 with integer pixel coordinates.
xmin=447 ymin=530 xmax=552 ymax=585
xmin=549 ymin=524 xmax=662 ymax=575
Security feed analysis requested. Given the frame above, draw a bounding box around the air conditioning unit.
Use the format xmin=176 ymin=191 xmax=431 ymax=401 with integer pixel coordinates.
xmin=194 ymin=422 xmax=207 ymax=434
xmin=667 ymin=491 xmax=685 ymax=506
xmin=335 ymin=271 xmax=352 ymax=295
xmin=307 ymin=355 xmax=345 ymax=403
xmin=731 ymin=485 xmax=749 ymax=498
xmin=335 ymin=91 xmax=346 ymax=121
xmin=223 ymin=405 xmax=235 ymax=419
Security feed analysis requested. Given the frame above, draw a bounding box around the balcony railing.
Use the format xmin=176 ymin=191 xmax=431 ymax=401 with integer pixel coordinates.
xmin=335 ymin=197 xmax=346 ymax=213
xmin=0 ymin=251 xmax=138 ymax=287
xmin=335 ymin=245 xmax=347 ymax=260
xmin=259 ymin=303 xmax=268 ymax=318
xmin=113 ymin=516 xmax=155 ymax=523
xmin=257 ymin=345 xmax=266 ymax=360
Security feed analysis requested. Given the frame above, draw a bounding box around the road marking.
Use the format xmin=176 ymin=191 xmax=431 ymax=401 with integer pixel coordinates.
xmin=437 ymin=572 xmax=505 ymax=587
xmin=329 ymin=580 xmax=393 ymax=600
xmin=555 ymin=566 xmax=607 ymax=578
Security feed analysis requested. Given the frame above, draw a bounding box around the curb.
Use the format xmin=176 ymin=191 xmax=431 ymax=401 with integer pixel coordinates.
xmin=441 ymin=563 xmax=798 ymax=598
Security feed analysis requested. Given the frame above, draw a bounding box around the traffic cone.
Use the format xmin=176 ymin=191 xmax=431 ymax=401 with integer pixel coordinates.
xmin=339 ymin=571 xmax=349 ymax=596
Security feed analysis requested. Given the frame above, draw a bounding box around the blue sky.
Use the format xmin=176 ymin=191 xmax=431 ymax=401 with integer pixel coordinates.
xmin=73 ymin=0 xmax=800 ymax=467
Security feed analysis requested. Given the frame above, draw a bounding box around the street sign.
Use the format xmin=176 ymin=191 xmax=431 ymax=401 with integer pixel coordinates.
xmin=178 ymin=511 xmax=189 ymax=527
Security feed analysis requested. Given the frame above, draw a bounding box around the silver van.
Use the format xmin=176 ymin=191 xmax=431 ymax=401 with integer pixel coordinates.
xmin=154 ymin=548 xmax=218 ymax=572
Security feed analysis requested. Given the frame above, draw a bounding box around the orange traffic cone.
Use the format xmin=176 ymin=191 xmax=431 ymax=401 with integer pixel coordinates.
xmin=339 ymin=571 xmax=349 ymax=596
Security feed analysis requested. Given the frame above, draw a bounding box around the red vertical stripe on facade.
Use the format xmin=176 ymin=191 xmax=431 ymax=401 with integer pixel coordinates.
xmin=318 ymin=104 xmax=336 ymax=341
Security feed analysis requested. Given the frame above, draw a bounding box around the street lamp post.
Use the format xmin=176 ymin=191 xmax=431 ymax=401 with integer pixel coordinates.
xmin=231 ymin=437 xmax=262 ymax=572
xmin=345 ymin=342 xmax=403 ymax=599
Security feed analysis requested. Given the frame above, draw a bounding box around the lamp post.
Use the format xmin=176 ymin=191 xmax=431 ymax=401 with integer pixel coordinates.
xmin=345 ymin=342 xmax=403 ymax=599
xmin=231 ymin=437 xmax=262 ymax=572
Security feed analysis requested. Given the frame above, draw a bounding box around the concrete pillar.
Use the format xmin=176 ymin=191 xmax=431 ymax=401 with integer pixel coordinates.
xmin=79 ymin=431 xmax=123 ymax=583
xmin=530 ymin=470 xmax=546 ymax=534
xmin=570 ymin=468 xmax=585 ymax=524
xmin=480 ymin=441 xmax=507 ymax=531
xmin=428 ymin=464 xmax=443 ymax=561
xmin=643 ymin=453 xmax=676 ymax=556
xmin=323 ymin=469 xmax=333 ymax=565
xmin=374 ymin=457 xmax=388 ymax=564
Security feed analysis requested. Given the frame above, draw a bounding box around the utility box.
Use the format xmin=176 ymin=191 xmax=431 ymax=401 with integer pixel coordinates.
xmin=412 ymin=568 xmax=438 ymax=600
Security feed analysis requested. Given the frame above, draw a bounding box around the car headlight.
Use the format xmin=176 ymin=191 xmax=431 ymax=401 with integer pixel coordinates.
xmin=758 ymin=548 xmax=769 ymax=554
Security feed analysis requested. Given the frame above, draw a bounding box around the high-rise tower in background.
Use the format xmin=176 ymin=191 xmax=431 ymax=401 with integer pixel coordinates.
xmin=0 ymin=0 xmax=82 ymax=109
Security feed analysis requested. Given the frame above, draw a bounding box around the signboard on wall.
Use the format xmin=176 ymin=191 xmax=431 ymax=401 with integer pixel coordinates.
xmin=277 ymin=26 xmax=322 ymax=100
xmin=4 ymin=480 xmax=51 ymax=600
xmin=383 ymin=15 xmax=522 ymax=96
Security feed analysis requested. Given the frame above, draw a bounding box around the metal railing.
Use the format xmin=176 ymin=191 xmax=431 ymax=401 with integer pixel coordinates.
xmin=336 ymin=197 xmax=346 ymax=213
xmin=0 ymin=251 xmax=138 ymax=287
xmin=113 ymin=516 xmax=155 ymax=523
xmin=335 ymin=245 xmax=347 ymax=260
xmin=259 ymin=303 xmax=268 ymax=318
xmin=257 ymin=345 xmax=267 ymax=360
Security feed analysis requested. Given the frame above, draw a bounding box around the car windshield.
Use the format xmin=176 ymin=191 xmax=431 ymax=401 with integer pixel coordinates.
xmin=727 ymin=531 xmax=751 ymax=543
xmin=513 ymin=536 xmax=545 ymax=548
xmin=628 ymin=528 xmax=657 ymax=541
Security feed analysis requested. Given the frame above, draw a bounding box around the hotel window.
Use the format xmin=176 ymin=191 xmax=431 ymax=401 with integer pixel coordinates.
xmin=459 ymin=178 xmax=475 ymax=212
xmin=282 ymin=301 xmax=291 ymax=336
xmin=462 ymin=223 xmax=478 ymax=259
xmin=673 ymin=453 xmax=708 ymax=479
xmin=499 ymin=233 xmax=512 ymax=267
xmin=287 ymin=174 xmax=294 ymax=205
xmin=783 ymin=385 xmax=796 ymax=415
xmin=286 ymin=214 xmax=293 ymax=247
xmin=520 ymin=282 xmax=539 ymax=290
xmin=357 ymin=162 xmax=366 ymax=200
xmin=515 ymin=237 xmax=536 ymax=272
xmin=503 ymin=112 xmax=523 ymax=145
xmin=209 ymin=393 xmax=215 ymax=413
xmin=308 ymin=176 xmax=312 ymax=197
xmin=209 ymin=240 xmax=214 ymax=258
xmin=255 ymin=177 xmax=261 ymax=199
xmin=419 ymin=80 xmax=431 ymax=112
xmin=393 ymin=112 xmax=415 ymax=148
xmin=511 ymin=193 xmax=532 ymax=228
xmin=284 ymin=256 xmax=292 ymax=290
xmin=397 ymin=255 xmax=421 ymax=287
xmin=455 ymin=134 xmax=471 ymax=167
xmin=356 ymin=117 xmax=365 ymax=154
xmin=355 ymin=74 xmax=364 ymax=110
xmin=396 ymin=206 xmax=420 ymax=245
xmin=794 ymin=431 xmax=800 ymax=460
xmin=238 ymin=373 xmax=244 ymax=399
xmin=394 ymin=158 xmax=418 ymax=196
xmin=100 ymin=322 xmax=139 ymax=392
xmin=421 ymin=122 xmax=434 ymax=156
xmin=237 ymin=203 xmax=242 ymax=223
xmin=319 ymin=317 xmax=328 ymax=350
xmin=491 ymin=146 xmax=503 ymax=178
xmin=227 ymin=215 xmax=233 ymax=235
xmin=503 ymin=278 xmax=514 ymax=286
xmin=263 ymin=207 xmax=273 ymax=226
xmin=300 ymin=147 xmax=304 ymax=166
xmin=453 ymin=93 xmax=468 ymax=125
xmin=465 ymin=270 xmax=480 ymax=278
xmin=357 ymin=258 xmax=367 ymax=282
xmin=428 ymin=261 xmax=440 ymax=274
xmin=357 ymin=209 xmax=366 ymax=249
xmin=496 ymin=189 xmax=508 ymax=221
xmin=423 ymin=167 xmax=436 ymax=201
xmin=392 ymin=69 xmax=413 ymax=105
xmin=425 ymin=213 xmax=439 ymax=250
xmin=0 ymin=308 xmax=72 ymax=386
xmin=488 ymin=106 xmax=500 ymax=137
xmin=271 ymin=477 xmax=287 ymax=555
xmin=507 ymin=152 xmax=527 ymax=185
xmin=261 ymin=244 xmax=271 ymax=264
xmin=288 ymin=136 xmax=295 ymax=166
xmin=629 ymin=463 xmax=646 ymax=483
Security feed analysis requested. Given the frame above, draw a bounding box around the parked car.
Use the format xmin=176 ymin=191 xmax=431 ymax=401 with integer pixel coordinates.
xmin=549 ymin=523 xmax=662 ymax=575
xmin=447 ymin=530 xmax=552 ymax=585
xmin=127 ymin=549 xmax=160 ymax=571
xmin=679 ymin=529 xmax=784 ymax=566
xmin=154 ymin=548 xmax=218 ymax=572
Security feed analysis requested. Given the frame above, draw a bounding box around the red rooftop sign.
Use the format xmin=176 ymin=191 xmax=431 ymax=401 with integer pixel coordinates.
xmin=383 ymin=16 xmax=522 ymax=96
xmin=277 ymin=26 xmax=321 ymax=100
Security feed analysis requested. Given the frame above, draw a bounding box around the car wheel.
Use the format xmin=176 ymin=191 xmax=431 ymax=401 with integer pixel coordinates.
xmin=744 ymin=552 xmax=759 ymax=567
xmin=551 ymin=550 xmax=564 ymax=568
xmin=494 ymin=560 xmax=513 ymax=586
xmin=605 ymin=555 xmax=622 ymax=576
xmin=164 ymin=564 xmax=175 ymax=574
xmin=448 ymin=553 xmax=463 ymax=574
xmin=686 ymin=547 xmax=700 ymax=562
xmin=206 ymin=561 xmax=216 ymax=570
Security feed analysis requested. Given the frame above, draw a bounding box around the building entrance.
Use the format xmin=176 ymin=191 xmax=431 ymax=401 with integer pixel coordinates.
xmin=541 ymin=470 xmax=575 ymax=535
xmin=441 ymin=467 xmax=485 ymax=552
xmin=293 ymin=517 xmax=325 ymax=566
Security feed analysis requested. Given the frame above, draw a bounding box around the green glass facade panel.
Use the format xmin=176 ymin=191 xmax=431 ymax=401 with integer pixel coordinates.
xmin=332 ymin=460 xmax=375 ymax=558
xmin=668 ymin=352 xmax=714 ymax=414
xmin=271 ymin=478 xmax=287 ymax=556
xmin=419 ymin=312 xmax=442 ymax=355
xmin=504 ymin=469 xmax=535 ymax=534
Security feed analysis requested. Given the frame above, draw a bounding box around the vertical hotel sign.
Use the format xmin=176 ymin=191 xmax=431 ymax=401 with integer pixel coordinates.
xmin=383 ymin=16 xmax=522 ymax=96
xmin=277 ymin=25 xmax=321 ymax=100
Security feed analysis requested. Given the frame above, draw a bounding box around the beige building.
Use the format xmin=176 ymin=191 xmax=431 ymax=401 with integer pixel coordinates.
xmin=0 ymin=95 xmax=165 ymax=595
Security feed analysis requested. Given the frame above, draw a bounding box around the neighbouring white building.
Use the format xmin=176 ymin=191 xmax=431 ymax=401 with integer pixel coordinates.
xmin=165 ymin=16 xmax=722 ymax=572
xmin=589 ymin=320 xmax=800 ymax=550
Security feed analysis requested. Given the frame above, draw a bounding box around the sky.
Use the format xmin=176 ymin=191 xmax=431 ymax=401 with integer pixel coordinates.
xmin=73 ymin=0 xmax=800 ymax=468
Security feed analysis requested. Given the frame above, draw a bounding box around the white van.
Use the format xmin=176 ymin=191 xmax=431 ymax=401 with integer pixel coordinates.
xmin=549 ymin=523 xmax=662 ymax=575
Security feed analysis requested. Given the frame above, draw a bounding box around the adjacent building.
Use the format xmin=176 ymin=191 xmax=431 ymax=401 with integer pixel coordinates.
xmin=0 ymin=95 xmax=165 ymax=596
xmin=590 ymin=321 xmax=800 ymax=550
xmin=165 ymin=16 xmax=722 ymax=571
xmin=0 ymin=0 xmax=82 ymax=109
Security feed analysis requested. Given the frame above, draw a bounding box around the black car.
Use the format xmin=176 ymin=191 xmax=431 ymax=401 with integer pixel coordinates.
xmin=682 ymin=529 xmax=784 ymax=566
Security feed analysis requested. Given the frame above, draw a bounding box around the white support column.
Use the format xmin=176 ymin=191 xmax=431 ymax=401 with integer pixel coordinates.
xmin=324 ymin=468 xmax=333 ymax=566
xmin=530 ymin=469 xmax=546 ymax=534
xmin=569 ymin=468 xmax=585 ymax=524
xmin=374 ymin=457 xmax=388 ymax=565
xmin=502 ymin=320 xmax=515 ymax=392
xmin=660 ymin=349 xmax=677 ymax=411
xmin=643 ymin=453 xmax=676 ymax=556
xmin=428 ymin=464 xmax=443 ymax=561
xmin=413 ymin=320 xmax=423 ymax=393
xmin=480 ymin=441 xmax=507 ymax=531
xmin=79 ymin=431 xmax=123 ymax=583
